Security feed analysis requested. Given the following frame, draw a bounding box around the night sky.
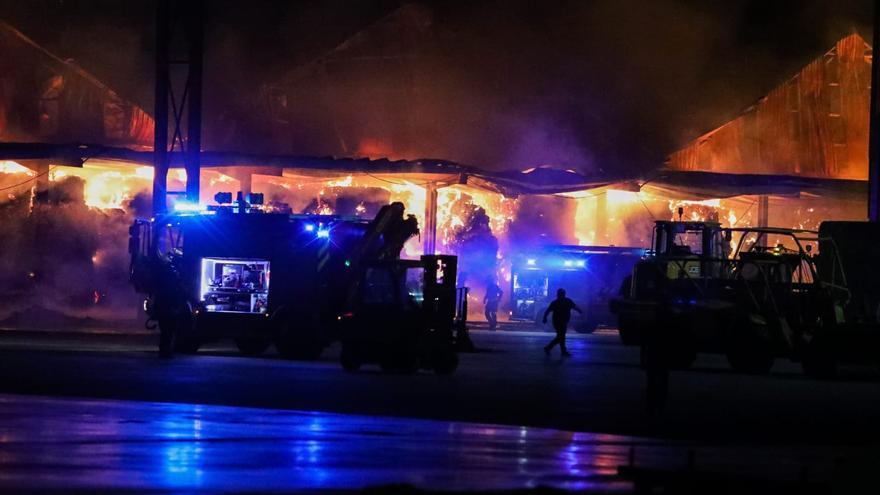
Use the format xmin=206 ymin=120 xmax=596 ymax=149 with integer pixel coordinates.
xmin=0 ymin=0 xmax=873 ymax=175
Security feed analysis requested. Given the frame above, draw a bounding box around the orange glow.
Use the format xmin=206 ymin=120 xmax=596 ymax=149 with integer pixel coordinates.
xmin=1 ymin=159 xmax=865 ymax=264
xmin=0 ymin=161 xmax=35 ymax=176
xmin=356 ymin=138 xmax=398 ymax=160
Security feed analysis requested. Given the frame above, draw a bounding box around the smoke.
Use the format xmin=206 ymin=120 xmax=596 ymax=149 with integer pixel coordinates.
xmin=204 ymin=0 xmax=874 ymax=176
xmin=0 ymin=0 xmax=873 ymax=175
xmin=508 ymin=195 xmax=577 ymax=248
xmin=445 ymin=204 xmax=498 ymax=287
xmin=0 ymin=177 xmax=141 ymax=325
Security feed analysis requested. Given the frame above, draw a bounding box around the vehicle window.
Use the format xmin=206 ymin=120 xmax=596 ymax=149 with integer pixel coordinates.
xmin=157 ymin=224 xmax=184 ymax=257
xmin=363 ymin=268 xmax=397 ymax=304
xmin=404 ymin=267 xmax=425 ymax=306
xmin=672 ymin=231 xmax=703 ymax=256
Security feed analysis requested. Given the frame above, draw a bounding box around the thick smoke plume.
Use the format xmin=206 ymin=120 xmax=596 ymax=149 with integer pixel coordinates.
xmin=0 ymin=0 xmax=872 ymax=174
xmin=0 ymin=177 xmax=141 ymax=326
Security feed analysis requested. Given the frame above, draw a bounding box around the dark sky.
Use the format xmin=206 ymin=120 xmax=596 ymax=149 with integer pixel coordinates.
xmin=0 ymin=0 xmax=874 ymax=175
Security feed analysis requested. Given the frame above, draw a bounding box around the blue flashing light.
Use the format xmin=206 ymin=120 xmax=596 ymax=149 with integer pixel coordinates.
xmin=526 ymin=258 xmax=537 ymax=266
xmin=316 ymin=229 xmax=330 ymax=239
xmin=174 ymin=201 xmax=203 ymax=212
xmin=304 ymin=223 xmax=316 ymax=232
xmin=575 ymin=260 xmax=587 ymax=268
xmin=563 ymin=260 xmax=574 ymax=267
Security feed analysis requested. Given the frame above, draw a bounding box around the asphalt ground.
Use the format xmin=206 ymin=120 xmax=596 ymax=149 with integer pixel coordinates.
xmin=0 ymin=323 xmax=877 ymax=492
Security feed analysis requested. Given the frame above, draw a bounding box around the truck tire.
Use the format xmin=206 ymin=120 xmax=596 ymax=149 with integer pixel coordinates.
xmin=235 ymin=337 xmax=272 ymax=356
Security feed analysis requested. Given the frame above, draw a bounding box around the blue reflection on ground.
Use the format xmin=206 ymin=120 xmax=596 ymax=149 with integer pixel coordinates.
xmin=0 ymin=394 xmax=641 ymax=492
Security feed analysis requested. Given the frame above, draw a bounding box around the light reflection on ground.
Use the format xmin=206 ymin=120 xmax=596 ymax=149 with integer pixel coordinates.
xmin=0 ymin=394 xmax=639 ymax=492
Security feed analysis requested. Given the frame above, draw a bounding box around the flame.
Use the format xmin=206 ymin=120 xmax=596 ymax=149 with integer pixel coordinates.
xmin=0 ymin=161 xmax=35 ymax=176
xmin=2 ymin=157 xmax=865 ymax=301
xmin=574 ymin=189 xmax=658 ymax=247
xmin=326 ymin=175 xmax=354 ymax=187
xmin=283 ymin=174 xmax=520 ymax=258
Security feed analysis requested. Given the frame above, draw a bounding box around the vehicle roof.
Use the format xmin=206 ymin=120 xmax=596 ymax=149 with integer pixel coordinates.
xmin=513 ymin=245 xmax=647 ymax=256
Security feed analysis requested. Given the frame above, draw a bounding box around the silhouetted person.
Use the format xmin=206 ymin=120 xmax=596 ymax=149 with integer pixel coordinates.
xmin=484 ymin=281 xmax=503 ymax=330
xmin=543 ymin=288 xmax=582 ymax=357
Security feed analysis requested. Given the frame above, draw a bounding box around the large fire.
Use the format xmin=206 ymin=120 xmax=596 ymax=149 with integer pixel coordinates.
xmin=1 ymin=159 xmax=868 ymax=254
xmin=0 ymin=159 xmax=869 ymax=324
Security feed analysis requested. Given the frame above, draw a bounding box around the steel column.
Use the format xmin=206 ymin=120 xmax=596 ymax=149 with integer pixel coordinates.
xmin=185 ymin=0 xmax=203 ymax=204
xmin=424 ymin=183 xmax=438 ymax=255
xmin=152 ymin=0 xmax=204 ymax=214
xmin=152 ymin=0 xmax=170 ymax=215
xmin=757 ymin=195 xmax=770 ymax=247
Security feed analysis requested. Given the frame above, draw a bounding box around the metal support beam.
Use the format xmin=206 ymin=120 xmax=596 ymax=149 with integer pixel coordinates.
xmin=215 ymin=167 xmax=255 ymax=197
xmin=424 ymin=182 xmax=438 ymax=255
xmin=152 ymin=0 xmax=169 ymax=215
xmin=757 ymin=195 xmax=770 ymax=247
xmin=185 ymin=0 xmax=203 ymax=204
xmin=870 ymin=0 xmax=880 ymax=221
xmin=595 ymin=190 xmax=608 ymax=245
xmin=152 ymin=0 xmax=204 ymax=215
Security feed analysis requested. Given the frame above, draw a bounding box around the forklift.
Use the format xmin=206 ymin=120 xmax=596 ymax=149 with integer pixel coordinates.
xmin=338 ymin=254 xmax=460 ymax=374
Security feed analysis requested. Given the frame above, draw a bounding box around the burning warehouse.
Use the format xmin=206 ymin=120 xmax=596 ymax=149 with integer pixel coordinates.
xmin=0 ymin=7 xmax=875 ymax=327
xmin=3 ymin=1 xmax=880 ymax=492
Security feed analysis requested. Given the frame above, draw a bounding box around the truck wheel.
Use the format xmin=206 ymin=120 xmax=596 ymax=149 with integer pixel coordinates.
xmin=340 ymin=345 xmax=362 ymax=372
xmin=432 ymin=351 xmax=459 ymax=375
xmin=235 ymin=337 xmax=272 ymax=356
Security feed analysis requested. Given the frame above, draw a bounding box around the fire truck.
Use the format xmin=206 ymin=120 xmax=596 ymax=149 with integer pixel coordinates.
xmin=509 ymin=245 xmax=646 ymax=333
xmin=611 ymin=219 xmax=880 ymax=376
xmin=129 ymin=195 xmax=462 ymax=374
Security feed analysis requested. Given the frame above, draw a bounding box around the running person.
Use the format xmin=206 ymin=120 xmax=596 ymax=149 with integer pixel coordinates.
xmin=542 ymin=288 xmax=582 ymax=357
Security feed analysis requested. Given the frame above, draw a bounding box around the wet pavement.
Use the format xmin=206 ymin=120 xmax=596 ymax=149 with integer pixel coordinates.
xmin=0 ymin=393 xmax=637 ymax=492
xmin=0 ymin=326 xmax=878 ymax=492
xmin=0 ymin=393 xmax=867 ymax=493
